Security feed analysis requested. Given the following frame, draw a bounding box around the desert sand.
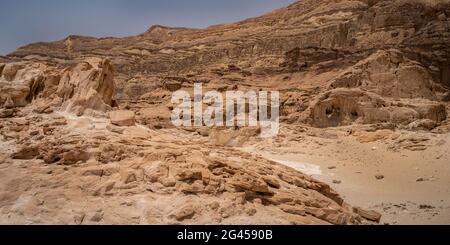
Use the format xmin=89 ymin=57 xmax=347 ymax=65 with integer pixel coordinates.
xmin=241 ymin=125 xmax=450 ymax=224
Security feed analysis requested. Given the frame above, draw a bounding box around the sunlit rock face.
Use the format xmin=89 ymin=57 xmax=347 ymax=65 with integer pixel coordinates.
xmin=56 ymin=58 xmax=116 ymax=116
xmin=0 ymin=58 xmax=116 ymax=117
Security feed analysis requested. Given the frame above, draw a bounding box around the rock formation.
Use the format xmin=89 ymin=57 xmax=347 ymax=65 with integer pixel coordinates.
xmin=305 ymin=50 xmax=448 ymax=128
xmin=109 ymin=110 xmax=135 ymax=126
xmin=1 ymin=58 xmax=116 ymax=116
xmin=56 ymin=58 xmax=116 ymax=116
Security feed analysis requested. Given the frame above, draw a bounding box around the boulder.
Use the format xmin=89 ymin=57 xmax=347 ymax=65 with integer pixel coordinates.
xmin=109 ymin=110 xmax=136 ymax=126
xmin=12 ymin=145 xmax=40 ymax=160
xmin=354 ymin=208 xmax=382 ymax=222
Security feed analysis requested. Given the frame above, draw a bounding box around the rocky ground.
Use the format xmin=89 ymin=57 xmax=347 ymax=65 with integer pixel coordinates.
xmin=0 ymin=59 xmax=379 ymax=225
xmin=1 ymin=0 xmax=450 ymax=224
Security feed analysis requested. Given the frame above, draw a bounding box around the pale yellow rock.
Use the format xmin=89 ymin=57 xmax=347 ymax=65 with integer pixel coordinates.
xmin=109 ymin=110 xmax=136 ymax=126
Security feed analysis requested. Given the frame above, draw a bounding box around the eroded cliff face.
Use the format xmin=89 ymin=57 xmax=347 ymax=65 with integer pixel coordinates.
xmin=6 ymin=0 xmax=449 ymax=130
xmin=307 ymin=50 xmax=448 ymax=128
xmin=0 ymin=58 xmax=115 ymax=117
xmin=8 ymin=0 xmax=450 ymax=72
xmin=0 ymin=0 xmax=449 ymax=224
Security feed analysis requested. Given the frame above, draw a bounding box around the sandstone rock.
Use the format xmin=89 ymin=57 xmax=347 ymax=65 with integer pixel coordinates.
xmin=179 ymin=181 xmax=205 ymax=194
xmin=228 ymin=173 xmax=272 ymax=194
xmin=169 ymin=205 xmax=196 ymax=221
xmin=82 ymin=166 xmax=104 ymax=177
xmin=0 ymin=109 xmax=14 ymax=118
xmin=142 ymin=161 xmax=168 ymax=183
xmin=1 ymin=63 xmax=22 ymax=81
xmin=109 ymin=110 xmax=135 ymax=126
xmin=329 ymin=50 xmax=445 ymax=100
xmin=280 ymin=204 xmax=307 ymax=216
xmin=3 ymin=96 xmax=14 ymax=109
xmin=0 ymin=58 xmax=115 ymax=116
xmin=314 ymin=182 xmax=344 ymax=206
xmin=0 ymin=85 xmax=30 ymax=108
xmin=62 ymin=150 xmax=90 ymax=165
xmin=305 ymin=207 xmax=355 ymax=225
xmin=121 ymin=171 xmax=137 ymax=184
xmin=354 ymin=130 xmax=392 ymax=143
xmin=12 ymin=145 xmax=39 ymax=160
xmin=93 ymin=181 xmax=117 ymax=197
xmin=106 ymin=124 xmax=125 ymax=134
xmin=174 ymin=168 xmax=203 ymax=181
xmin=209 ymin=127 xmax=260 ymax=147
xmin=390 ymin=134 xmax=432 ymax=151
xmin=354 ymin=208 xmax=382 ymax=222
xmin=407 ymin=119 xmax=437 ymax=131
xmin=163 ymin=80 xmax=182 ymax=92
xmin=262 ymin=176 xmax=281 ymax=189
xmin=57 ymin=58 xmax=116 ymax=116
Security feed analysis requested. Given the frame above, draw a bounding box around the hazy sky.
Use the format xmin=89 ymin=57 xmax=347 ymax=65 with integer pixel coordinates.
xmin=0 ymin=0 xmax=296 ymax=55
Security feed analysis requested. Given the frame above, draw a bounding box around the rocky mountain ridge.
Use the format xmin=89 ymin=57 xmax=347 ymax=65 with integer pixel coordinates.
xmin=4 ymin=0 xmax=449 ymax=130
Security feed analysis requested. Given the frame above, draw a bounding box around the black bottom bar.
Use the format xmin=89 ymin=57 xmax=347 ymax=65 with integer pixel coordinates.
xmin=0 ymin=225 xmax=449 ymax=243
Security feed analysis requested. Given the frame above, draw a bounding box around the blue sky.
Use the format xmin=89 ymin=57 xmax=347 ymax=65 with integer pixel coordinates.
xmin=0 ymin=0 xmax=296 ymax=55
